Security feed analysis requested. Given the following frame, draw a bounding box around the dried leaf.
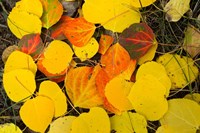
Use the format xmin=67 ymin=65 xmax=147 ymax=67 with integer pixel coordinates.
xmin=119 ymin=23 xmax=156 ymax=60
xmin=65 ymin=66 xmax=103 ymax=108
xmin=40 ymin=0 xmax=63 ymax=29
xmin=2 ymin=45 xmax=18 ymax=63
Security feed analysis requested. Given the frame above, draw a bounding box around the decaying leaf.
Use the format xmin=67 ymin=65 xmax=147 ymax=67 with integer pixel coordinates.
xmin=160 ymin=99 xmax=200 ymax=133
xmin=4 ymin=51 xmax=37 ymax=74
xmin=0 ymin=123 xmax=22 ymax=133
xmin=183 ymin=25 xmax=200 ymax=57
xmin=40 ymin=0 xmax=63 ymax=29
xmin=65 ymin=66 xmax=103 ymax=108
xmin=82 ymin=0 xmax=140 ymax=32
xmin=71 ymin=107 xmax=110 ymax=133
xmin=48 ymin=116 xmax=76 ymax=133
xmin=73 ymin=37 xmax=99 ymax=61
xmin=2 ymin=45 xmax=18 ymax=63
xmin=18 ymin=33 xmax=44 ymax=59
xmin=7 ymin=7 xmax=42 ymax=38
xmin=101 ymin=43 xmax=131 ymax=79
xmin=164 ymin=0 xmax=190 ymax=22
xmin=20 ymin=96 xmax=54 ymax=133
xmin=156 ymin=53 xmax=199 ymax=89
xmin=39 ymin=80 xmax=67 ymax=117
xmin=119 ymin=23 xmax=156 ymax=60
xmin=128 ymin=74 xmax=168 ymax=121
xmin=136 ymin=61 xmax=171 ymax=97
xmin=110 ymin=112 xmax=147 ymax=133
xmin=37 ymin=40 xmax=73 ymax=82
xmin=98 ymin=34 xmax=114 ymax=55
xmin=3 ymin=69 xmax=36 ymax=102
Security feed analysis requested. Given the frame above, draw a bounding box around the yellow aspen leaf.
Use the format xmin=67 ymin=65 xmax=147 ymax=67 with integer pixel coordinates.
xmin=105 ymin=74 xmax=134 ymax=112
xmin=40 ymin=0 xmax=63 ymax=29
xmin=15 ymin=0 xmax=43 ymax=17
xmin=156 ymin=125 xmax=176 ymax=133
xmin=138 ymin=41 xmax=158 ymax=65
xmin=121 ymin=59 xmax=137 ymax=81
xmin=3 ymin=69 xmax=36 ymax=102
xmin=156 ymin=53 xmax=199 ymax=89
xmin=73 ymin=37 xmax=99 ymax=61
xmin=37 ymin=40 xmax=73 ymax=82
xmin=101 ymin=43 xmax=131 ymax=79
xmin=128 ymin=75 xmax=168 ymax=121
xmin=164 ymin=0 xmax=190 ymax=22
xmin=7 ymin=7 xmax=42 ymax=39
xmin=160 ymin=99 xmax=200 ymax=133
xmin=0 ymin=123 xmax=22 ymax=133
xmin=110 ymin=112 xmax=147 ymax=133
xmin=38 ymin=80 xmax=67 ymax=117
xmin=98 ymin=34 xmax=114 ymax=55
xmin=71 ymin=107 xmax=110 ymax=133
xmin=131 ymin=0 xmax=157 ymax=8
xmin=136 ymin=61 xmax=171 ymax=97
xmin=65 ymin=65 xmax=103 ymax=108
xmin=48 ymin=116 xmax=76 ymax=133
xmin=20 ymin=96 xmax=54 ymax=133
xmin=82 ymin=0 xmax=140 ymax=32
xmin=4 ymin=51 xmax=37 ymax=74
xmin=184 ymin=93 xmax=200 ymax=105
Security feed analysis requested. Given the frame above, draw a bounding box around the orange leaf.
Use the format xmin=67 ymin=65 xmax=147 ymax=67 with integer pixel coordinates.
xmin=65 ymin=65 xmax=103 ymax=108
xmin=63 ymin=17 xmax=96 ymax=47
xmin=100 ymin=43 xmax=131 ymax=79
xmin=98 ymin=34 xmax=114 ymax=55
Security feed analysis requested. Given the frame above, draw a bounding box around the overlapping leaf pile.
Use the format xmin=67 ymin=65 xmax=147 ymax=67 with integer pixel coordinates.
xmin=2 ymin=0 xmax=200 ymax=132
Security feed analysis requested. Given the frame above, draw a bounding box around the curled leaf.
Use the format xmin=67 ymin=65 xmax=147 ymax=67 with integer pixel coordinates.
xmin=2 ymin=45 xmax=18 ymax=63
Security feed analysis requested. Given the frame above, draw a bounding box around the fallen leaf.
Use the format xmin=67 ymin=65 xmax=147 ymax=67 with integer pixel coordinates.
xmin=119 ymin=23 xmax=156 ymax=60
xmin=156 ymin=53 xmax=199 ymax=89
xmin=121 ymin=59 xmax=137 ymax=81
xmin=82 ymin=0 xmax=140 ymax=32
xmin=7 ymin=7 xmax=42 ymax=38
xmin=18 ymin=33 xmax=44 ymax=59
xmin=20 ymin=96 xmax=54 ymax=133
xmin=73 ymin=37 xmax=99 ymax=61
xmin=48 ymin=116 xmax=76 ymax=133
xmin=164 ymin=0 xmax=190 ymax=22
xmin=160 ymin=99 xmax=200 ymax=133
xmin=136 ymin=61 xmax=171 ymax=97
xmin=71 ymin=107 xmax=110 ymax=133
xmin=2 ymin=45 xmax=18 ymax=63
xmin=0 ymin=123 xmax=22 ymax=133
xmin=98 ymin=34 xmax=114 ymax=55
xmin=105 ymin=74 xmax=134 ymax=112
xmin=184 ymin=93 xmax=200 ymax=104
xmin=65 ymin=66 xmax=103 ymax=108
xmin=131 ymin=0 xmax=157 ymax=8
xmin=128 ymin=74 xmax=168 ymax=121
xmin=110 ymin=112 xmax=147 ymax=133
xmin=3 ymin=69 xmax=36 ymax=102
xmin=183 ymin=25 xmax=200 ymax=57
xmin=63 ymin=17 xmax=96 ymax=47
xmin=40 ymin=0 xmax=63 ymax=29
xmin=101 ymin=43 xmax=131 ymax=79
xmin=15 ymin=0 xmax=43 ymax=17
xmin=4 ymin=51 xmax=37 ymax=74
xmin=37 ymin=40 xmax=73 ymax=82
xmin=39 ymin=80 xmax=67 ymax=117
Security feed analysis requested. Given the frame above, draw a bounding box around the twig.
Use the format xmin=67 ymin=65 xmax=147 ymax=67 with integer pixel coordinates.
xmin=0 ymin=2 xmax=9 ymax=15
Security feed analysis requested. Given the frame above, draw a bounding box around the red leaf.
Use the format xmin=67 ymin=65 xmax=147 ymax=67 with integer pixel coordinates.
xmin=100 ymin=43 xmax=130 ymax=79
xmin=98 ymin=34 xmax=114 ymax=55
xmin=18 ymin=34 xmax=44 ymax=59
xmin=119 ymin=23 xmax=156 ymax=60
